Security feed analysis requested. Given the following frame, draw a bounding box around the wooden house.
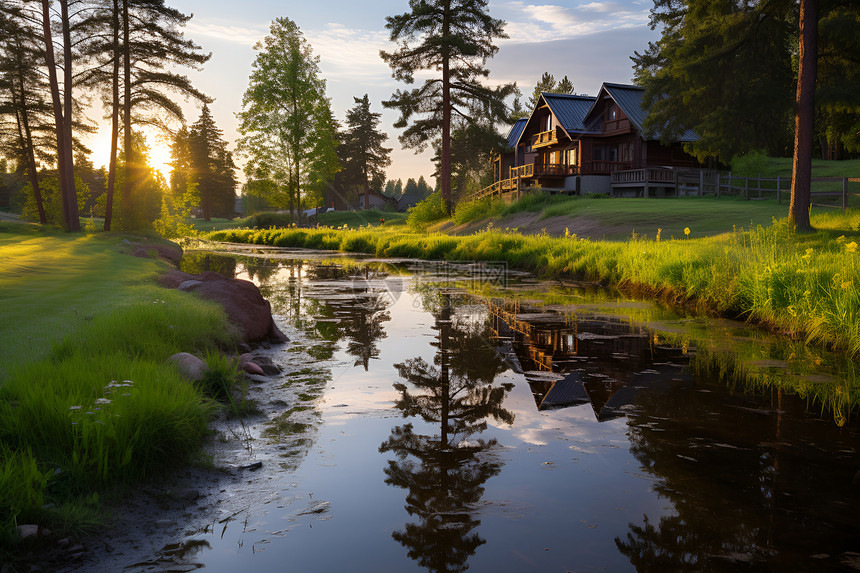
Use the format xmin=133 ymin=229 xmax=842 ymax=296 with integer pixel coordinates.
xmin=494 ymin=82 xmax=700 ymax=197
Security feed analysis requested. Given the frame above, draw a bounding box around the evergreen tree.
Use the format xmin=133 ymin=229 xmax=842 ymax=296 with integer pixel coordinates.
xmin=416 ymin=175 xmax=431 ymax=198
xmin=394 ymin=178 xmax=403 ymax=198
xmin=383 ymin=179 xmax=397 ymax=198
xmin=337 ymin=94 xmax=392 ymax=209
xmin=403 ymin=178 xmax=419 ymax=199
xmin=528 ymin=72 xmax=574 ymax=109
xmin=79 ymin=0 xmax=209 ymax=230
xmin=381 ymin=0 xmax=515 ymax=213
xmin=186 ymin=104 xmax=236 ymax=221
xmin=0 ymin=6 xmax=53 ymax=223
xmin=631 ymin=0 xmax=796 ymax=162
xmin=238 ymin=17 xmax=339 ymax=218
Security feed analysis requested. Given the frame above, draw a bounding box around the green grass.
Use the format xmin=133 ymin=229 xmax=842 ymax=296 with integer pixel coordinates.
xmin=317 ymin=208 xmax=406 ymax=228
xmin=0 ymin=224 xmax=241 ymax=560
xmin=207 ymin=209 xmax=860 ymax=357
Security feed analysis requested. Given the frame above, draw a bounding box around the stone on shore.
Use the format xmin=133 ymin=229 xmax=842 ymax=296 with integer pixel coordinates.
xmin=159 ymin=269 xmax=289 ymax=344
xmin=168 ymin=352 xmax=209 ymax=382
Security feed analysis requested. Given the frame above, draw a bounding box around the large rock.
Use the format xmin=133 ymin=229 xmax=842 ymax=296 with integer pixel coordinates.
xmin=159 ymin=270 xmax=288 ymax=344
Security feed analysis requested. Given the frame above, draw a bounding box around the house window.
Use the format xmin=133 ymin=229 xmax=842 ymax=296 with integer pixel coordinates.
xmin=608 ymin=104 xmax=617 ymax=121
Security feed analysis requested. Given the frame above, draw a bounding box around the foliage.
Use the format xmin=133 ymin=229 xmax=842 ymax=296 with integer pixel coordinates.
xmin=335 ymin=94 xmax=392 ymax=205
xmin=632 ymin=0 xmax=795 ymax=163
xmin=453 ymin=197 xmax=497 ymax=225
xmin=21 ymin=175 xmax=89 ymax=226
xmin=153 ymin=181 xmax=198 ymax=238
xmin=406 ymin=191 xmax=448 ymax=230
xmin=528 ymin=71 xmax=574 ymax=109
xmin=172 ymin=104 xmax=237 ymax=221
xmin=730 ymin=150 xmax=774 ymax=178
xmin=237 ymin=17 xmax=339 ymax=215
xmin=381 ymin=0 xmax=516 ymax=210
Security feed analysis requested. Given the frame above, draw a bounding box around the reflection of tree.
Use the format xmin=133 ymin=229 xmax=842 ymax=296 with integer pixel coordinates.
xmin=342 ymin=293 xmax=390 ymax=370
xmin=241 ymin=257 xmax=279 ymax=283
xmin=380 ymin=296 xmax=513 ymax=573
xmin=180 ymin=252 xmax=238 ymax=276
xmin=614 ymin=375 xmax=860 ymax=570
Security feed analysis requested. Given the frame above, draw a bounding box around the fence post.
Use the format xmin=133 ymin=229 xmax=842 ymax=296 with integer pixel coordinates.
xmin=843 ymin=178 xmax=848 ymax=213
xmin=777 ymin=176 xmax=781 ymax=204
xmin=699 ymin=170 xmax=704 ymax=196
xmin=744 ymin=176 xmax=749 ymax=200
xmin=757 ymin=173 xmax=762 ymax=199
xmin=716 ymin=173 xmax=721 ymax=198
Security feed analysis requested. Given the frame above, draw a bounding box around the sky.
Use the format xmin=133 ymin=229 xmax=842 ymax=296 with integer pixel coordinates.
xmin=85 ymin=0 xmax=659 ymax=188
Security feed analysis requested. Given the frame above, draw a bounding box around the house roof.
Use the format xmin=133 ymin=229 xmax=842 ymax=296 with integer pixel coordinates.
xmin=505 ymin=118 xmax=528 ymax=149
xmin=590 ymin=83 xmax=699 ymax=142
xmin=541 ymin=93 xmax=597 ymax=134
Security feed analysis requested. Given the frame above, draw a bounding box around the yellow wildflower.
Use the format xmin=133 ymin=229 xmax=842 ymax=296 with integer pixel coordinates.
xmin=847 ymin=241 xmax=858 ymax=253
xmin=837 ymin=235 xmax=847 ymax=244
xmin=656 ymin=228 xmax=662 ymax=242
xmin=842 ymin=281 xmax=852 ymax=290
xmin=684 ymin=227 xmax=691 ymax=238
xmin=565 ymin=227 xmax=570 ymax=238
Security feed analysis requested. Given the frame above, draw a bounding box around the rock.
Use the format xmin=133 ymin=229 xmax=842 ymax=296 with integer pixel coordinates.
xmin=240 ymin=361 xmax=265 ymax=376
xmin=237 ymin=343 xmax=252 ymax=353
xmin=17 ymin=525 xmax=49 ymax=539
xmin=129 ymin=242 xmax=183 ymax=266
xmin=251 ymin=356 xmax=282 ymax=375
xmin=167 ymin=353 xmax=209 ymax=382
xmin=160 ymin=270 xmax=288 ymax=343
xmin=238 ymin=353 xmax=254 ymax=363
xmin=177 ymin=280 xmax=202 ymax=292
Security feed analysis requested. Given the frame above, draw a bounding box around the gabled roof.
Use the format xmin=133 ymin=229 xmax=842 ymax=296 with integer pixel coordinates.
xmin=588 ymin=82 xmax=698 ymax=142
xmin=541 ymin=93 xmax=597 ymax=134
xmin=505 ymin=118 xmax=527 ymax=149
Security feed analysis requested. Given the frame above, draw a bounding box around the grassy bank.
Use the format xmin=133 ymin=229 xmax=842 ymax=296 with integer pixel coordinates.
xmin=208 ymin=208 xmax=860 ymax=356
xmin=0 ymin=224 xmax=239 ymax=563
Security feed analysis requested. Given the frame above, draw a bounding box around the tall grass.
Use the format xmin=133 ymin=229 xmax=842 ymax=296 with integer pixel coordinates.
xmin=0 ymin=226 xmax=241 ymax=556
xmin=208 ymin=213 xmax=860 ymax=356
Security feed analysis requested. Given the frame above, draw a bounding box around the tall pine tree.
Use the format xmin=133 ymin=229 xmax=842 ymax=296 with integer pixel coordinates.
xmin=381 ymin=0 xmax=515 ymax=213
xmin=337 ymin=94 xmax=392 ymax=209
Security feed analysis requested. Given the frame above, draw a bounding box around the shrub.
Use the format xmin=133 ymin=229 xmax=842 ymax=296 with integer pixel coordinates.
xmin=407 ymin=191 xmax=448 ymax=230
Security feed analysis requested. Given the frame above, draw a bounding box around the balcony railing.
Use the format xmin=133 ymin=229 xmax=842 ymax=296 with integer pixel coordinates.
xmin=582 ymin=161 xmax=633 ymax=175
xmin=611 ymin=168 xmax=675 ymax=185
xmin=535 ymin=163 xmax=577 ymax=177
xmin=531 ymin=129 xmax=558 ymax=148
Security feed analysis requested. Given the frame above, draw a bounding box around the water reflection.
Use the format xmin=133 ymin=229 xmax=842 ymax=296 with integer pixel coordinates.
xmin=380 ymin=293 xmax=514 ymax=572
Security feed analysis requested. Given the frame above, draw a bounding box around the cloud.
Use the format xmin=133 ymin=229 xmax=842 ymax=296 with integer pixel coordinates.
xmin=185 ymin=21 xmax=267 ymax=46
xmin=498 ymin=1 xmax=651 ymax=43
xmin=308 ymin=25 xmax=392 ymax=83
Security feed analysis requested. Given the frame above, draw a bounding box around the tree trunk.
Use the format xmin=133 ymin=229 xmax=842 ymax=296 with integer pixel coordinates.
xmin=59 ymin=0 xmax=79 ymax=231
xmin=789 ymin=0 xmax=817 ymax=232
xmin=104 ymin=0 xmax=121 ymax=232
xmin=122 ymin=0 xmax=133 ymax=229
xmin=40 ymin=0 xmax=72 ymax=229
xmin=440 ymin=0 xmax=452 ymax=215
xmin=13 ymin=61 xmax=47 ymax=224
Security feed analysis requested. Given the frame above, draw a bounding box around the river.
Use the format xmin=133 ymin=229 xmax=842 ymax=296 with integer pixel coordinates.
xmin=88 ymin=245 xmax=860 ymax=572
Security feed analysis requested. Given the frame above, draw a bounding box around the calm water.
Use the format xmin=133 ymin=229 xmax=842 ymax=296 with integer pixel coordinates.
xmin=164 ymin=247 xmax=860 ymax=572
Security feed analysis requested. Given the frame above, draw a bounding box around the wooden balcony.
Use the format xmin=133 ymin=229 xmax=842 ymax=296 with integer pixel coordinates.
xmin=531 ymin=129 xmax=558 ymax=149
xmin=611 ymin=168 xmax=675 ymax=186
xmin=582 ymin=161 xmax=633 ymax=175
xmin=535 ymin=163 xmax=578 ymax=178
xmin=511 ymin=163 xmax=534 ymax=179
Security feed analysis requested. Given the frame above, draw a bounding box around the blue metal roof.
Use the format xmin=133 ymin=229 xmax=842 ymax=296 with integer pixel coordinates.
xmin=542 ymin=93 xmax=597 ymax=134
xmin=505 ymin=118 xmax=527 ymax=149
xmin=596 ymin=83 xmax=699 ymax=142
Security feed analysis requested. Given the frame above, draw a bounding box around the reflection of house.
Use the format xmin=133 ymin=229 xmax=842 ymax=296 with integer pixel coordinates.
xmin=486 ymin=298 xmax=688 ymax=421
xmin=492 ymin=82 xmax=700 ymax=198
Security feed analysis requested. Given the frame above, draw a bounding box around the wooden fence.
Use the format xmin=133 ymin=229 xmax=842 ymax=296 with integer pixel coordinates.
xmin=683 ymin=172 xmax=858 ymax=212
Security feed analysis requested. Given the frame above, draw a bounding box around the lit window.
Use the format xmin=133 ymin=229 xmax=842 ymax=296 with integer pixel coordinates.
xmin=609 ymin=105 xmax=617 ymax=121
